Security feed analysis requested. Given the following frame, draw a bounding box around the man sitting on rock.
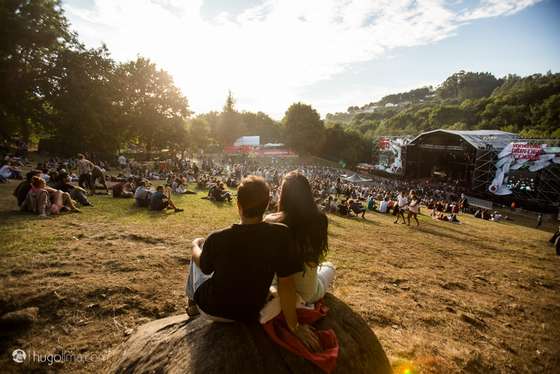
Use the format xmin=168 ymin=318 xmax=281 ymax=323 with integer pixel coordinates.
xmin=185 ymin=175 xmax=320 ymax=350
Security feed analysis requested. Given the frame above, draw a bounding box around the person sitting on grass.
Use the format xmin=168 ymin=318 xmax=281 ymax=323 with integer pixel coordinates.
xmin=265 ymin=171 xmax=336 ymax=304
xmin=185 ymin=176 xmax=320 ymax=351
xmin=207 ymin=181 xmax=232 ymax=202
xmin=172 ymin=177 xmax=196 ymax=194
xmin=379 ymin=197 xmax=389 ymax=213
xmin=112 ymin=178 xmax=134 ymax=198
xmin=149 ymin=185 xmax=184 ymax=212
xmin=22 ymin=176 xmax=80 ymax=216
xmin=53 ymin=171 xmax=93 ymax=207
xmin=0 ymin=161 xmax=23 ymax=181
xmin=134 ymin=180 xmax=152 ymax=207
xmin=348 ymin=199 xmax=366 ymax=219
xmin=367 ymin=194 xmax=377 ymax=211
xmin=337 ymin=199 xmax=350 ymax=216
xmin=13 ymin=170 xmax=41 ymax=207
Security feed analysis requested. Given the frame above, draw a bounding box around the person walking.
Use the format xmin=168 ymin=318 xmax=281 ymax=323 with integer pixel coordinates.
xmin=536 ymin=213 xmax=543 ymax=228
xmin=76 ymin=154 xmax=94 ymax=192
xmin=394 ymin=190 xmax=408 ymax=224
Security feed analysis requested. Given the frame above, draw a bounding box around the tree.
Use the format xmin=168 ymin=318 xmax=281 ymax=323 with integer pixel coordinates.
xmin=47 ymin=45 xmax=121 ymax=156
xmin=240 ymin=111 xmax=281 ymax=143
xmin=116 ymin=57 xmax=191 ymax=153
xmin=0 ymin=0 xmax=73 ymax=141
xmin=188 ymin=116 xmax=211 ymax=151
xmin=437 ymin=71 xmax=501 ymax=100
xmin=320 ymin=124 xmax=370 ymax=167
xmin=215 ymin=91 xmax=245 ymax=146
xmin=282 ymin=103 xmax=325 ymax=155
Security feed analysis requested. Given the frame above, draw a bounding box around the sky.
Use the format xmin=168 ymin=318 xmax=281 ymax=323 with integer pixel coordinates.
xmin=63 ymin=0 xmax=560 ymax=119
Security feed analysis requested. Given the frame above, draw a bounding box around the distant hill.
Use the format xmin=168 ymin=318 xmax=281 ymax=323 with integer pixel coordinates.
xmin=325 ymin=71 xmax=560 ymax=139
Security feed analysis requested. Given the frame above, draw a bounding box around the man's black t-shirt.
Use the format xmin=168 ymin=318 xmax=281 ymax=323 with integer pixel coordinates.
xmin=194 ymin=222 xmax=301 ymax=322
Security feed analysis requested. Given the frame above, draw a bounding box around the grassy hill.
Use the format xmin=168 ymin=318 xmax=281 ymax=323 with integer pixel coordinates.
xmin=326 ymin=71 xmax=560 ymax=140
xmin=0 ymin=181 xmax=558 ymax=373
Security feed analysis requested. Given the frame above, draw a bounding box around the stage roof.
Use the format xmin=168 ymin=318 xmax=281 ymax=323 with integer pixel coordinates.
xmin=410 ymin=129 xmax=518 ymax=151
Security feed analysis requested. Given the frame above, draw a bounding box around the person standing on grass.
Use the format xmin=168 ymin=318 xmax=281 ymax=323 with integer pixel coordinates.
xmin=549 ymin=226 xmax=560 ymax=256
xmin=91 ymin=164 xmax=109 ymax=195
xmin=185 ymin=175 xmax=320 ymax=351
xmin=536 ymin=213 xmax=543 ymax=228
xmin=76 ymin=154 xmax=94 ymax=192
xmin=407 ymin=190 xmax=420 ymax=226
xmin=394 ymin=190 xmax=408 ymax=224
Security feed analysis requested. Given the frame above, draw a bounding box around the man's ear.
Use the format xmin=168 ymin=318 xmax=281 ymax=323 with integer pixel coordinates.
xmin=237 ymin=200 xmax=243 ymax=217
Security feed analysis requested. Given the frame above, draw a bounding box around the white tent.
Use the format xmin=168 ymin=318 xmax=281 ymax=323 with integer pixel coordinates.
xmin=233 ymin=136 xmax=260 ymax=147
xmin=344 ymin=174 xmax=372 ymax=183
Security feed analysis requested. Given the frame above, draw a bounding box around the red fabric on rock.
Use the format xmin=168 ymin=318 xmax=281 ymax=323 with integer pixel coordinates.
xmin=262 ymin=301 xmax=339 ymax=373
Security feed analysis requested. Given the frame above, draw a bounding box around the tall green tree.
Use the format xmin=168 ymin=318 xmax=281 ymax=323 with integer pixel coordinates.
xmin=0 ymin=0 xmax=73 ymax=140
xmin=47 ymin=45 xmax=121 ymax=156
xmin=215 ymin=91 xmax=245 ymax=146
xmin=240 ymin=111 xmax=281 ymax=143
xmin=116 ymin=57 xmax=191 ymax=153
xmin=283 ymin=103 xmax=325 ymax=155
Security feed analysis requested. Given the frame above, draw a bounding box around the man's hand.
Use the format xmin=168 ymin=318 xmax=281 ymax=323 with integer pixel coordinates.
xmin=293 ymin=324 xmax=321 ymax=352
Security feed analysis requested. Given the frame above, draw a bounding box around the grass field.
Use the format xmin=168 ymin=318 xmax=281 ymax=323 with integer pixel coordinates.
xmin=0 ymin=180 xmax=559 ymax=373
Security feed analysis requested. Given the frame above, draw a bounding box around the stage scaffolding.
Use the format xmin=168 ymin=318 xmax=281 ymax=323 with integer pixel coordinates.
xmin=404 ymin=130 xmax=560 ymax=211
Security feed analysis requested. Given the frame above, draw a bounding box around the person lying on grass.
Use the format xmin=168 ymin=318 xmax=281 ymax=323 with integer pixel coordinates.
xmin=185 ymin=175 xmax=320 ymax=351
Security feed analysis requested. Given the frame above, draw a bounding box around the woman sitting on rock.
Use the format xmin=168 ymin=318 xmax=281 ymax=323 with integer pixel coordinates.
xmin=266 ymin=171 xmax=335 ymax=303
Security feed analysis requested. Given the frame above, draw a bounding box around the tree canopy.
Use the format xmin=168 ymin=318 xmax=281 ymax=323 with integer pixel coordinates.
xmin=326 ymin=71 xmax=560 ymax=139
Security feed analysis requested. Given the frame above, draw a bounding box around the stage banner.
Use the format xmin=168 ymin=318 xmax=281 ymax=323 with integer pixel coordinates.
xmin=511 ymin=143 xmax=542 ymax=161
xmin=374 ymin=137 xmax=408 ymax=174
xmin=489 ymin=142 xmax=560 ymax=195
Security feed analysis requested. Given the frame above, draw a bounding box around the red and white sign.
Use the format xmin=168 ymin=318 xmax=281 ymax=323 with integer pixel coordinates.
xmin=511 ymin=143 xmax=542 ymax=161
xmin=378 ymin=137 xmax=391 ymax=150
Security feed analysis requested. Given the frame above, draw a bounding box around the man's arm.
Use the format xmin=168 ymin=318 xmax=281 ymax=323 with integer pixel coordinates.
xmin=191 ymin=238 xmax=204 ymax=268
xmin=278 ymin=275 xmax=321 ymax=352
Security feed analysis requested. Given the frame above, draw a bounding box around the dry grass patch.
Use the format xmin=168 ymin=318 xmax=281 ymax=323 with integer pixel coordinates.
xmin=0 ymin=180 xmax=558 ymax=373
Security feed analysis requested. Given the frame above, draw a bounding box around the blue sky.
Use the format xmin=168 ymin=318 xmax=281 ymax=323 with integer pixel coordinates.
xmin=63 ymin=0 xmax=560 ymax=118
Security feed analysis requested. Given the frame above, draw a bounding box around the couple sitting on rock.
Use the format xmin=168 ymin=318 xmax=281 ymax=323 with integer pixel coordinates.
xmin=185 ymin=171 xmax=335 ymax=351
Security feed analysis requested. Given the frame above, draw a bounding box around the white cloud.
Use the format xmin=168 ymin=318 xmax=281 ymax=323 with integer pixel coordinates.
xmin=63 ymin=0 xmax=541 ymax=118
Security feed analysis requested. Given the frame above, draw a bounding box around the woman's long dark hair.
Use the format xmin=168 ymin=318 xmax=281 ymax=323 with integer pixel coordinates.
xmin=278 ymin=171 xmax=328 ymax=265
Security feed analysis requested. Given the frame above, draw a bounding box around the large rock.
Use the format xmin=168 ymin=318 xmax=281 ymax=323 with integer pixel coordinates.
xmin=106 ymin=294 xmax=391 ymax=374
xmin=0 ymin=307 xmax=39 ymax=330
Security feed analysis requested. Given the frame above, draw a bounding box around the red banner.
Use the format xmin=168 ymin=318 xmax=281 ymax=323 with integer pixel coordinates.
xmin=511 ymin=143 xmax=542 ymax=161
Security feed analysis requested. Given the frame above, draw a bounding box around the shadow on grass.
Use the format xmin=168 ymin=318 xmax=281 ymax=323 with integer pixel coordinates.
xmin=415 ymin=224 xmax=501 ymax=253
xmin=0 ymin=209 xmax=29 ymax=223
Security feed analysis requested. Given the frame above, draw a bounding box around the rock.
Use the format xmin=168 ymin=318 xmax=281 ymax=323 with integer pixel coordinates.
xmin=0 ymin=307 xmax=39 ymax=330
xmin=106 ymin=294 xmax=391 ymax=374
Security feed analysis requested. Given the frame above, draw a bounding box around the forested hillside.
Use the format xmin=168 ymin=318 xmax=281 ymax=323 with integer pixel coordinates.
xmin=326 ymin=71 xmax=560 ymax=139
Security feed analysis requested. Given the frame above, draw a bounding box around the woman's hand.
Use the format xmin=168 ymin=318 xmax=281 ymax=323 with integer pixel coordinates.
xmin=293 ymin=324 xmax=322 ymax=352
xmin=192 ymin=237 xmax=205 ymax=247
